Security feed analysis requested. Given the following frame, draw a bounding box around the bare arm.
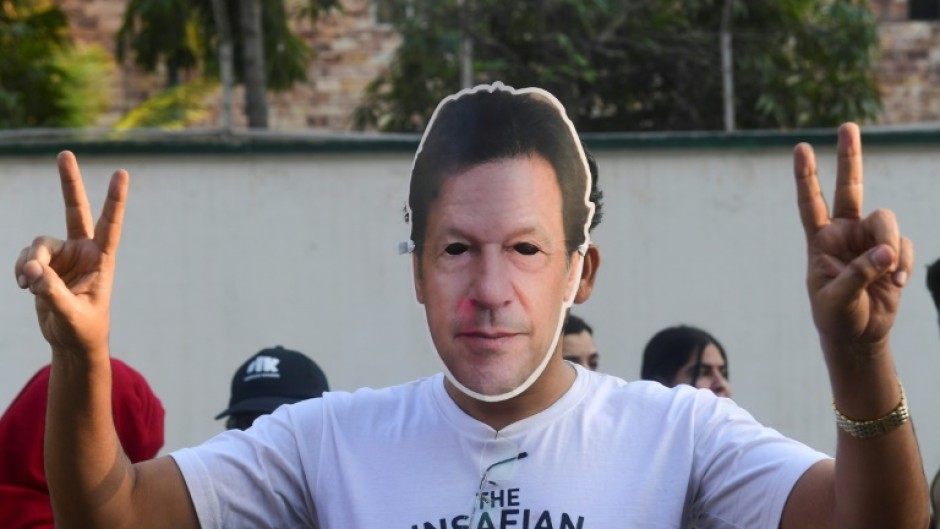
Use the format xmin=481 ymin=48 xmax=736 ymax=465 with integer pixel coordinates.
xmin=781 ymin=124 xmax=929 ymax=529
xmin=15 ymin=152 xmax=198 ymax=529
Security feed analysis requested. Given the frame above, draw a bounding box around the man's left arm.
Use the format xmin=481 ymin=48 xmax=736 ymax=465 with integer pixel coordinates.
xmin=781 ymin=123 xmax=929 ymax=529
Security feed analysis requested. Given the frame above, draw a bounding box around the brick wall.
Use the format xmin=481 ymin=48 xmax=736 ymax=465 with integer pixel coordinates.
xmin=872 ymin=0 xmax=911 ymax=21
xmin=877 ymin=21 xmax=940 ymax=124
xmin=56 ymin=0 xmax=398 ymax=130
xmin=56 ymin=0 xmax=162 ymax=125
xmin=870 ymin=0 xmax=940 ymax=124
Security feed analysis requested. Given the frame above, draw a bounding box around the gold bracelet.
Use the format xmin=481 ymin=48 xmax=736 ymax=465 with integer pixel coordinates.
xmin=833 ymin=379 xmax=910 ymax=439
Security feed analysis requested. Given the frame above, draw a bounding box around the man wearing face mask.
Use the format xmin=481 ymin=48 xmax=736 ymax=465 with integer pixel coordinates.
xmin=14 ymin=83 xmax=928 ymax=528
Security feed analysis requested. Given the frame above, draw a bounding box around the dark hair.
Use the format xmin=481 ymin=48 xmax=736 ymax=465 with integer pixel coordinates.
xmin=563 ymin=314 xmax=593 ymax=336
xmin=582 ymin=146 xmax=604 ymax=232
xmin=927 ymin=258 xmax=940 ymax=315
xmin=408 ymin=85 xmax=603 ymax=255
xmin=640 ymin=325 xmax=728 ymax=386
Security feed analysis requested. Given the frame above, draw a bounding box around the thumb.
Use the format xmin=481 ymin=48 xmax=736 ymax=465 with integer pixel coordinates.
xmin=24 ymin=260 xmax=76 ymax=315
xmin=828 ymin=244 xmax=895 ymax=304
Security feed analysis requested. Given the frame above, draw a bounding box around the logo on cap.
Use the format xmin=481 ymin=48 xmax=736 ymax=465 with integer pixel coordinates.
xmin=244 ymin=355 xmax=281 ymax=382
xmin=215 ymin=346 xmax=330 ymax=420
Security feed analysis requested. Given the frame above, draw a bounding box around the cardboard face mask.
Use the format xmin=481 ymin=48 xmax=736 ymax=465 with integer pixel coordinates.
xmin=403 ymin=82 xmax=594 ymax=403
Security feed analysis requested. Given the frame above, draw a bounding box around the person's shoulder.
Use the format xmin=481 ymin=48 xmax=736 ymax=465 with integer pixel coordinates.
xmin=277 ymin=374 xmax=445 ymax=438
xmin=624 ymin=382 xmax=770 ymax=436
xmin=292 ymin=374 xmax=438 ymax=418
xmin=584 ymin=371 xmax=694 ymax=400
xmin=584 ymin=374 xmax=727 ymax=417
xmin=628 ymin=380 xmax=737 ymax=414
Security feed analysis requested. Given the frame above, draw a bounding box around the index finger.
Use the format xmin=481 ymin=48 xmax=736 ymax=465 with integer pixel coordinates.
xmin=794 ymin=142 xmax=830 ymax=237
xmin=94 ymin=169 xmax=130 ymax=255
xmin=832 ymin=122 xmax=863 ymax=219
xmin=57 ymin=151 xmax=94 ymax=240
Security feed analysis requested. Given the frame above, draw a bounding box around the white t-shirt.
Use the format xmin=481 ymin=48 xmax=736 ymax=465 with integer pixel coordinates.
xmin=171 ymin=366 xmax=828 ymax=529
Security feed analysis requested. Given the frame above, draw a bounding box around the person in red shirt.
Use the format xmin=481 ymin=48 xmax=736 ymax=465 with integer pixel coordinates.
xmin=0 ymin=358 xmax=164 ymax=529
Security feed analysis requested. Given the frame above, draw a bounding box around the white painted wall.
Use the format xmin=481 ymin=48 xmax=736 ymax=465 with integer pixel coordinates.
xmin=2 ymin=142 xmax=938 ymax=478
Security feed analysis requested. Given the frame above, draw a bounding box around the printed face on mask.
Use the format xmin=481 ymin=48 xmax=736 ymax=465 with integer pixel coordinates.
xmin=414 ymin=155 xmax=581 ymax=398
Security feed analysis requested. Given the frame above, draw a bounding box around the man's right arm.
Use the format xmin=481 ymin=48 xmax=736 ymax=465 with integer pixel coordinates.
xmin=44 ymin=354 xmax=198 ymax=529
xmin=16 ymin=152 xmax=199 ymax=529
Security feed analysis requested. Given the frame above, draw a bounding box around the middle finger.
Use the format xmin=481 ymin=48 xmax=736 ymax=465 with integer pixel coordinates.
xmin=58 ymin=151 xmax=95 ymax=240
xmin=832 ymin=123 xmax=864 ymax=220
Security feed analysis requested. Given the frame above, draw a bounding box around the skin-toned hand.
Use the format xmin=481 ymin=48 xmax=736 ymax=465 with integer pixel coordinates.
xmin=13 ymin=153 xmax=197 ymax=529
xmin=14 ymin=151 xmax=128 ymax=359
xmin=783 ymin=123 xmax=928 ymax=529
xmin=794 ymin=123 xmax=913 ymax=358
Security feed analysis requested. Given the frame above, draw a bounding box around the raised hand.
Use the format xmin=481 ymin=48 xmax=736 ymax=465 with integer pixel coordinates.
xmin=14 ymin=151 xmax=129 ymax=358
xmin=794 ymin=123 xmax=913 ymax=357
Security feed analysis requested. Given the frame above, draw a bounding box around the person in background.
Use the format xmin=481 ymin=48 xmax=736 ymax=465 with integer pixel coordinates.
xmin=0 ymin=357 xmax=164 ymax=529
xmin=562 ymin=314 xmax=599 ymax=371
xmin=927 ymin=257 xmax=939 ymax=328
xmin=641 ymin=324 xmax=731 ymax=398
xmin=926 ymin=257 xmax=940 ymax=529
xmin=216 ymin=345 xmax=330 ymax=431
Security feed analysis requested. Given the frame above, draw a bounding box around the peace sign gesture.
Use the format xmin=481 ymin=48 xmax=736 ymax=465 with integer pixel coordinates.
xmin=794 ymin=123 xmax=913 ymax=358
xmin=14 ymin=151 xmax=129 ymax=359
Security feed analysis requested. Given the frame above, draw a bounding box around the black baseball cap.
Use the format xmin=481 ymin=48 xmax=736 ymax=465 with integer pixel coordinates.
xmin=215 ymin=346 xmax=330 ymax=420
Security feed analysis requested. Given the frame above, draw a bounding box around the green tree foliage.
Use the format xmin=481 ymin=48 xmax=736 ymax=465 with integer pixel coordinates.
xmin=356 ymin=0 xmax=881 ymax=132
xmin=54 ymin=45 xmax=115 ymax=128
xmin=117 ymin=0 xmax=337 ymax=90
xmin=113 ymin=77 xmax=218 ymax=130
xmin=742 ymin=1 xmax=882 ymax=128
xmin=116 ymin=0 xmax=204 ymax=87
xmin=0 ymin=0 xmax=111 ymax=128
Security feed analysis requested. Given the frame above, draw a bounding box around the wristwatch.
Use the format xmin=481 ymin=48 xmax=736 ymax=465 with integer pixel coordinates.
xmin=833 ymin=380 xmax=910 ymax=439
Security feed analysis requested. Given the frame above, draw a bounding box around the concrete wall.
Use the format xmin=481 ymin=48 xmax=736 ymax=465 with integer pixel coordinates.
xmin=2 ymin=133 xmax=939 ymax=478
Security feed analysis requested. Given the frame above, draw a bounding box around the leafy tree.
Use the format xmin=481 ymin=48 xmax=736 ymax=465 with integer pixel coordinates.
xmin=55 ymin=45 xmax=115 ymax=128
xmin=117 ymin=0 xmax=339 ymax=128
xmin=113 ymin=77 xmax=218 ymax=130
xmin=0 ymin=0 xmax=110 ymax=128
xmin=740 ymin=1 xmax=882 ymax=128
xmin=356 ymin=0 xmax=881 ymax=132
xmin=116 ymin=0 xmax=204 ymax=88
